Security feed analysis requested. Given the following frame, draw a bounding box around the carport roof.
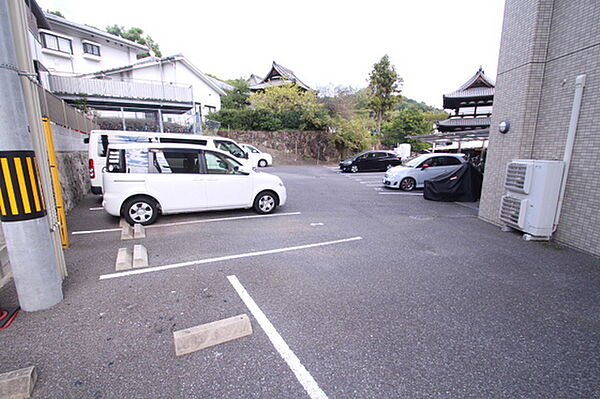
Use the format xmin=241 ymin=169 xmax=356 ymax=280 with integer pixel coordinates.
xmin=412 ymin=129 xmax=490 ymax=143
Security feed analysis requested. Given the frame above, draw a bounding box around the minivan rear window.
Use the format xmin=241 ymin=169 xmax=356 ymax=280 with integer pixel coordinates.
xmin=98 ymin=134 xmax=154 ymax=157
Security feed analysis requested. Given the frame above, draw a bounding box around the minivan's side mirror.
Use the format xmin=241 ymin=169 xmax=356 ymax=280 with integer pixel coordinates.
xmin=235 ymin=165 xmax=251 ymax=175
xmin=243 ymin=151 xmax=249 ymax=159
xmin=83 ymin=137 xmax=89 ymax=144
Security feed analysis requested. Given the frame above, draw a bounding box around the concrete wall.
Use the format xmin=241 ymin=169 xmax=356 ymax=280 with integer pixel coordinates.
xmin=217 ymin=130 xmax=340 ymax=161
xmin=479 ymin=0 xmax=600 ymax=256
xmin=51 ymin=124 xmax=90 ymax=212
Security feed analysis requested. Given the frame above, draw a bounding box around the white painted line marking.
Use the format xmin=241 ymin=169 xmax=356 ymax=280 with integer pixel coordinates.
xmin=378 ymin=192 xmax=422 ymax=196
xmin=73 ymin=227 xmax=122 ymax=235
xmin=365 ymin=184 xmax=382 ymax=186
xmin=99 ymin=236 xmax=363 ymax=280
xmin=372 ymin=188 xmax=383 ymax=191
xmin=73 ymin=212 xmax=302 ymax=235
xmin=89 ymin=207 xmax=104 ymax=211
xmin=359 ymin=181 xmax=381 ymax=184
xmin=227 ymin=275 xmax=329 ymax=399
xmin=310 ymin=222 xmax=324 ymax=226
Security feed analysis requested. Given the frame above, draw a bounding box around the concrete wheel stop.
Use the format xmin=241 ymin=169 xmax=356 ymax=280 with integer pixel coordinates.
xmin=0 ymin=366 xmax=37 ymax=398
xmin=173 ymin=314 xmax=252 ymax=356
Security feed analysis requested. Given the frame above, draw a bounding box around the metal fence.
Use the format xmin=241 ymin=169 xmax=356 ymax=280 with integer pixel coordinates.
xmin=37 ymin=86 xmax=98 ymax=133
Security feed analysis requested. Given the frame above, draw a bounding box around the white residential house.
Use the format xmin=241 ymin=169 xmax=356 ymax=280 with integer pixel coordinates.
xmin=80 ymin=54 xmax=226 ymax=119
xmin=33 ymin=12 xmax=148 ymax=76
xmin=26 ymin=12 xmax=225 ymax=131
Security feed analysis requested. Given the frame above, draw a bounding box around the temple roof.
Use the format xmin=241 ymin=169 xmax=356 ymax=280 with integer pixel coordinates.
xmin=437 ymin=116 xmax=491 ymax=132
xmin=249 ymin=61 xmax=311 ymax=91
xmin=443 ymin=67 xmax=495 ymax=109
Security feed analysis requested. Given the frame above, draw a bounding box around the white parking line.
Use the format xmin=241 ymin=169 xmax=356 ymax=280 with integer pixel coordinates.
xmin=89 ymin=207 xmax=104 ymax=211
xmin=227 ymin=275 xmax=329 ymax=399
xmin=365 ymin=184 xmax=381 ymax=187
xmin=72 ymin=212 xmax=302 ymax=235
xmin=98 ymin=236 xmax=363 ymax=280
xmin=378 ymin=192 xmax=422 ymax=196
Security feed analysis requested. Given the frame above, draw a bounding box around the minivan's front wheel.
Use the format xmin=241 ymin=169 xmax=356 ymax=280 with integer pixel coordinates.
xmin=253 ymin=191 xmax=278 ymax=214
xmin=258 ymin=159 xmax=268 ymax=167
xmin=123 ymin=196 xmax=159 ymax=225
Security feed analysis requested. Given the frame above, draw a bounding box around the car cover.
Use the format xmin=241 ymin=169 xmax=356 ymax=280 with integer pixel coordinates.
xmin=423 ymin=163 xmax=483 ymax=202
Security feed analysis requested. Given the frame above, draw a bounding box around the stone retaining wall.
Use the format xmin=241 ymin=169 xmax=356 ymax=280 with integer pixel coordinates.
xmin=51 ymin=124 xmax=89 ymax=213
xmin=216 ymin=130 xmax=340 ymax=161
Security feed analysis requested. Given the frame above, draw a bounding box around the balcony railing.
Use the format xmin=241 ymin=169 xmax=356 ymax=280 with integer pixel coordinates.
xmin=48 ymin=75 xmax=193 ymax=104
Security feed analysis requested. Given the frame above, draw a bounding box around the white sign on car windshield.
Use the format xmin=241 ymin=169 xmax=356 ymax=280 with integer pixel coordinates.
xmin=126 ymin=148 xmax=149 ymax=174
xmin=154 ymin=151 xmax=172 ymax=173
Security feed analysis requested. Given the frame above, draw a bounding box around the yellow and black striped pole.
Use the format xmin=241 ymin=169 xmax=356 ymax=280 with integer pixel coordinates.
xmin=0 ymin=151 xmax=46 ymax=222
xmin=1 ymin=0 xmax=63 ymax=311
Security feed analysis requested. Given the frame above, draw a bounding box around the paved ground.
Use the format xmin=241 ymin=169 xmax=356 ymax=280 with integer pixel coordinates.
xmin=1 ymin=165 xmax=599 ymax=398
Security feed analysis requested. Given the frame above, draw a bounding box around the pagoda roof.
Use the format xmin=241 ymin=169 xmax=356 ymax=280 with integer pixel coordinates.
xmin=249 ymin=61 xmax=311 ymax=91
xmin=247 ymin=74 xmax=263 ymax=86
xmin=443 ymin=67 xmax=495 ymax=109
xmin=437 ymin=116 xmax=491 ymax=132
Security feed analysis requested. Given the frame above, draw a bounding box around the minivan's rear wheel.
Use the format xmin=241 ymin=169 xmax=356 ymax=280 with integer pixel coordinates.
xmin=350 ymin=165 xmax=359 ymax=173
xmin=399 ymin=177 xmax=416 ymax=191
xmin=253 ymin=191 xmax=278 ymax=214
xmin=258 ymin=159 xmax=268 ymax=167
xmin=123 ymin=196 xmax=159 ymax=225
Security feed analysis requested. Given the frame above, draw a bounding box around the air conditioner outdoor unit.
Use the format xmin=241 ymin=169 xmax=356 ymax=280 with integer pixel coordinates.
xmin=499 ymin=160 xmax=564 ymax=237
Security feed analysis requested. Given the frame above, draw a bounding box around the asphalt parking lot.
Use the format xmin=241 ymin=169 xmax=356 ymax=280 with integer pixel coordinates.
xmin=1 ymin=165 xmax=599 ymax=398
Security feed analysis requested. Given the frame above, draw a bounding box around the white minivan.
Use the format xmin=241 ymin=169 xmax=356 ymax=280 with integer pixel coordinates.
xmin=102 ymin=143 xmax=287 ymax=225
xmin=87 ymin=130 xmax=250 ymax=194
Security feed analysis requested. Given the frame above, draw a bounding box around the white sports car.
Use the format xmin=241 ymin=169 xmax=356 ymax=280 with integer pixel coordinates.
xmin=383 ymin=153 xmax=466 ymax=191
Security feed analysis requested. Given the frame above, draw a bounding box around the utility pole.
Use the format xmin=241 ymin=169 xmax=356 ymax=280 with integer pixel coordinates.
xmin=0 ymin=0 xmax=63 ymax=311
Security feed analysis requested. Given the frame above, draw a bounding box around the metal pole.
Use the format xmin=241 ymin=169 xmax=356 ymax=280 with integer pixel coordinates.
xmin=553 ymin=74 xmax=586 ymax=230
xmin=120 ymin=107 xmax=126 ymax=130
xmin=158 ymin=109 xmax=164 ymax=133
xmin=0 ymin=0 xmax=62 ymax=311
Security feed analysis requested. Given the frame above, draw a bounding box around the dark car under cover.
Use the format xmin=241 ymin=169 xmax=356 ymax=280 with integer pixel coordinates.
xmin=423 ymin=163 xmax=483 ymax=202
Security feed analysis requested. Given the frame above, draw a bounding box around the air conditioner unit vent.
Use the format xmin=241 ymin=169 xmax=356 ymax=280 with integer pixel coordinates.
xmin=500 ymin=195 xmax=526 ymax=228
xmin=499 ymin=159 xmax=563 ymax=237
xmin=505 ymin=162 xmax=531 ymax=193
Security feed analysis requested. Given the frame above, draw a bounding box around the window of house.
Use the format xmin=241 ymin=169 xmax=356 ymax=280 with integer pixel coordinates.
xmin=83 ymin=42 xmax=101 ymax=56
xmin=205 ymin=105 xmax=217 ymax=114
xmin=41 ymin=32 xmax=72 ymax=54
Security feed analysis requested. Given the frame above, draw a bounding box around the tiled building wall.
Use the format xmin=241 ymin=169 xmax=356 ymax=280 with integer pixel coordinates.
xmin=479 ymin=0 xmax=600 ymax=256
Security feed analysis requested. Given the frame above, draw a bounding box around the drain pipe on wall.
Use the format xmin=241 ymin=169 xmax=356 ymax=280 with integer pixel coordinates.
xmin=553 ymin=74 xmax=586 ymax=232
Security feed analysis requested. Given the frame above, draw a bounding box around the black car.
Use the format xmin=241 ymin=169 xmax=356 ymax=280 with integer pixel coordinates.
xmin=339 ymin=151 xmax=402 ymax=173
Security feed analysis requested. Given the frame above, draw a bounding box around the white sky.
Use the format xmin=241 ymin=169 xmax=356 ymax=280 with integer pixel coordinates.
xmin=38 ymin=0 xmax=506 ymax=109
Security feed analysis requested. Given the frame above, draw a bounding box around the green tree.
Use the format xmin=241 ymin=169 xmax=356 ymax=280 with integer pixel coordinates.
xmin=330 ymin=116 xmax=376 ymax=159
xmin=221 ymin=79 xmax=251 ymax=110
xmin=250 ymin=84 xmax=330 ymax=130
xmin=382 ymin=108 xmax=432 ymax=151
xmin=106 ymin=25 xmax=161 ymax=58
xmin=47 ymin=10 xmax=64 ymax=18
xmin=367 ymin=55 xmax=403 ymax=135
